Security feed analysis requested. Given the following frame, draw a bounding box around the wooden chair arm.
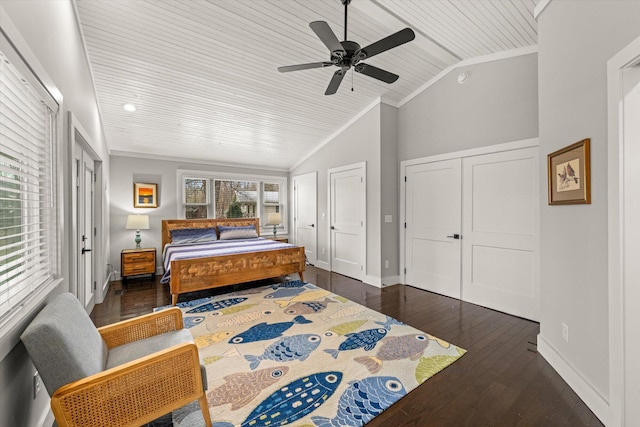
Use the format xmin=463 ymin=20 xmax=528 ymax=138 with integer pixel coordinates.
xmin=51 ymin=342 xmax=211 ymax=427
xmin=98 ymin=307 xmax=183 ymax=349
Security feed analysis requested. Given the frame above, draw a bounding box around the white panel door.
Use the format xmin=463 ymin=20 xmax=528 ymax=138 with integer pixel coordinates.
xmin=293 ymin=172 xmax=317 ymax=265
xmin=330 ymin=164 xmax=365 ymax=280
xmin=74 ymin=142 xmax=95 ymax=312
xmin=405 ymin=159 xmax=462 ymax=298
xmin=461 ymin=148 xmax=539 ymax=320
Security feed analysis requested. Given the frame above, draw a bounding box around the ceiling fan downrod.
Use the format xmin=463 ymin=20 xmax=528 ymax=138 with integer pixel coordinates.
xmin=342 ymin=0 xmax=351 ymax=42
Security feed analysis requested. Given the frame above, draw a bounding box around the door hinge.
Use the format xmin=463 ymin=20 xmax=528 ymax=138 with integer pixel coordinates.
xmin=404 ymin=222 xmax=406 ymax=228
xmin=404 ymin=176 xmax=407 ymax=182
xmin=94 ymin=227 xmax=97 ymax=236
xmin=93 ymin=281 xmax=97 ymax=290
xmin=361 ymin=265 xmax=363 ymax=271
xmin=404 ymin=268 xmax=406 ymax=274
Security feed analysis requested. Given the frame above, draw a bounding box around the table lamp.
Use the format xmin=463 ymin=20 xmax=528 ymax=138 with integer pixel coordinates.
xmin=267 ymin=213 xmax=282 ymax=238
xmin=125 ymin=214 xmax=149 ymax=249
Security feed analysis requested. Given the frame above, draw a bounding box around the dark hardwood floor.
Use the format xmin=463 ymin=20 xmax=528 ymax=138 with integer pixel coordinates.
xmin=91 ymin=266 xmax=604 ymax=427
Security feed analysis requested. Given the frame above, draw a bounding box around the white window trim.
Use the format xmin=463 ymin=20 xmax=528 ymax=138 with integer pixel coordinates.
xmin=177 ymin=169 xmax=288 ymax=235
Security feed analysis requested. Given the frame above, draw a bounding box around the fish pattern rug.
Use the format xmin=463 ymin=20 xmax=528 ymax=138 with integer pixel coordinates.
xmin=159 ymin=281 xmax=465 ymax=427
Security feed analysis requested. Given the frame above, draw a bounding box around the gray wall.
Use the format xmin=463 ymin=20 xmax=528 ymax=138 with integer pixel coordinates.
xmin=398 ymin=53 xmax=539 ymax=161
xmin=0 ymin=1 xmax=110 ymax=426
xmin=380 ymin=104 xmax=399 ymax=281
xmin=109 ymin=156 xmax=288 ymax=277
xmin=290 ymin=104 xmax=384 ymax=281
xmin=537 ymin=0 xmax=640 ymax=404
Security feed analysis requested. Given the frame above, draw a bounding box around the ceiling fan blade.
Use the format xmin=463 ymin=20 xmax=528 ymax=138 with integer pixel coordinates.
xmin=354 ymin=63 xmax=399 ymax=84
xmin=325 ymin=68 xmax=349 ymax=95
xmin=278 ymin=62 xmax=333 ymax=73
xmin=356 ymin=27 xmax=415 ymax=60
xmin=310 ymin=21 xmax=346 ymax=56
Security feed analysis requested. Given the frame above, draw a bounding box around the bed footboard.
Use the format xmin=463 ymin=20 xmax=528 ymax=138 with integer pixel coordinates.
xmin=170 ymin=246 xmax=305 ymax=305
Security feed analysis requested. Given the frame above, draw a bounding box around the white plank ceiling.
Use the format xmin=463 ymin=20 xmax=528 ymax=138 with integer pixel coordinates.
xmin=74 ymin=0 xmax=538 ymax=170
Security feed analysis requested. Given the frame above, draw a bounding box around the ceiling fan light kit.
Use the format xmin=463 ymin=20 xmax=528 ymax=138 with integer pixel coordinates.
xmin=278 ymin=0 xmax=415 ymax=95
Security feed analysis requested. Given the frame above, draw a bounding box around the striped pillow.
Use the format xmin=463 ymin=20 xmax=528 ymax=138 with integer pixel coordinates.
xmin=218 ymin=225 xmax=258 ymax=240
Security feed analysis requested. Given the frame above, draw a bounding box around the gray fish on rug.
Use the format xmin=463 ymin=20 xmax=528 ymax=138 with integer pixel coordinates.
xmin=283 ymin=298 xmax=336 ymax=316
xmin=244 ymin=333 xmax=322 ymax=369
xmin=206 ymin=366 xmax=289 ymax=410
xmin=355 ymin=334 xmax=430 ymax=374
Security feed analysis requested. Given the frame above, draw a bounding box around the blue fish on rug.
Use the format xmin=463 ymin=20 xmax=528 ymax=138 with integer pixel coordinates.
xmin=355 ymin=334 xmax=430 ymax=374
xmin=182 ymin=316 xmax=205 ymax=329
xmin=264 ymin=287 xmax=307 ymax=299
xmin=244 ymin=333 xmax=322 ymax=370
xmin=186 ymin=297 xmax=247 ymax=313
xmin=206 ymin=366 xmax=289 ymax=410
xmin=284 ymin=298 xmax=336 ymax=316
xmin=324 ymin=328 xmax=387 ymax=359
xmin=241 ymin=371 xmax=343 ymax=427
xmin=310 ymin=376 xmax=407 ymax=427
xmin=229 ymin=315 xmax=312 ymax=344
xmin=375 ymin=315 xmax=406 ymax=331
xmin=270 ymin=279 xmax=308 ymax=289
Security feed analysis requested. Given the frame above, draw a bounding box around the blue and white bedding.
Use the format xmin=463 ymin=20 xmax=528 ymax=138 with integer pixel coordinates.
xmin=160 ymin=238 xmax=293 ymax=284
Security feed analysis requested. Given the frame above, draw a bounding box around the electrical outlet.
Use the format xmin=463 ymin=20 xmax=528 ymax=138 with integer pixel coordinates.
xmin=562 ymin=323 xmax=569 ymax=342
xmin=321 ymin=248 xmax=326 ymax=255
xmin=384 ymin=260 xmax=389 ymax=269
xmin=33 ymin=371 xmax=41 ymax=399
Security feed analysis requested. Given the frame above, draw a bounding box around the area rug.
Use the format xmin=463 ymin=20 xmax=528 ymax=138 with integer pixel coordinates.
xmin=159 ymin=281 xmax=466 ymax=427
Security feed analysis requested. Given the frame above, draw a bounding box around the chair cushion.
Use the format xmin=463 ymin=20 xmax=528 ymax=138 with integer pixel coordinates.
xmin=106 ymin=329 xmax=208 ymax=387
xmin=20 ymin=293 xmax=108 ymax=395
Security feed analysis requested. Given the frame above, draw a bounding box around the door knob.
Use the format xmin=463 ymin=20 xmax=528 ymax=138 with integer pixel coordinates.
xmin=309 ymin=224 xmax=315 ymax=227
xmin=82 ymin=247 xmax=92 ymax=254
xmin=331 ymin=226 xmax=335 ymax=230
xmin=446 ymin=234 xmax=461 ymax=239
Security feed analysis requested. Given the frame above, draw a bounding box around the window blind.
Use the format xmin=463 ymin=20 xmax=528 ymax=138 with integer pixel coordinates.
xmin=0 ymin=45 xmax=57 ymax=320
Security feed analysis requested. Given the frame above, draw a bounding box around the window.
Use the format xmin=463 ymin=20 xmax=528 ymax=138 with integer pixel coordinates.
xmin=178 ymin=170 xmax=287 ymax=234
xmin=0 ymin=43 xmax=59 ymax=321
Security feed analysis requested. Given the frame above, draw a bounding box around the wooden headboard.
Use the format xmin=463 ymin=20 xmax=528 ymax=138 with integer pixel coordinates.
xmin=161 ymin=217 xmax=261 ymax=249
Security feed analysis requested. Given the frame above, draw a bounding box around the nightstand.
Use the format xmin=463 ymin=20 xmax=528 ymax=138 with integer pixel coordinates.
xmin=267 ymin=237 xmax=288 ymax=243
xmin=121 ymin=248 xmax=156 ymax=283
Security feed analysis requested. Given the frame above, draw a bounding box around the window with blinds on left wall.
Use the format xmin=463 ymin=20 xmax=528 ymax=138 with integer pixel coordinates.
xmin=0 ymin=40 xmax=59 ymax=325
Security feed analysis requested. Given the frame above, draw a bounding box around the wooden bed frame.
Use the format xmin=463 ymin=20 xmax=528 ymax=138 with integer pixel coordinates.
xmin=161 ymin=218 xmax=305 ymax=306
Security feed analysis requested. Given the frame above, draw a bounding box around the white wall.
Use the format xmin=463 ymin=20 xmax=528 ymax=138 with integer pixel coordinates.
xmin=536 ymin=1 xmax=640 ymax=422
xmin=398 ymin=53 xmax=539 ymax=161
xmin=0 ymin=1 xmax=110 ymax=426
xmin=109 ymin=156 xmax=288 ymax=277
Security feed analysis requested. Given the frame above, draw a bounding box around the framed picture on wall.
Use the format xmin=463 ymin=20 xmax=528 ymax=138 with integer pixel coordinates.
xmin=547 ymin=138 xmax=591 ymax=205
xmin=133 ymin=182 xmax=158 ymax=208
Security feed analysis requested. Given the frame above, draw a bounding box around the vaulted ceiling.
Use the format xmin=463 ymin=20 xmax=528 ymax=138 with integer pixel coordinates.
xmin=74 ymin=0 xmax=538 ymax=170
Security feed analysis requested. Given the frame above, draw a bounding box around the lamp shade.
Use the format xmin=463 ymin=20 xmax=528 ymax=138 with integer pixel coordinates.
xmin=125 ymin=214 xmax=149 ymax=230
xmin=267 ymin=213 xmax=282 ymax=225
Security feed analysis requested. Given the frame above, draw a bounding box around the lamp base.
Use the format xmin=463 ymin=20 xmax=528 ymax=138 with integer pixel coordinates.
xmin=135 ymin=230 xmax=142 ymax=249
xmin=272 ymin=224 xmax=277 ymax=238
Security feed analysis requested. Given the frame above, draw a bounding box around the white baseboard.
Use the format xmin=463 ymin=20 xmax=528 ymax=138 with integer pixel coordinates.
xmin=314 ymin=261 xmax=330 ymax=271
xmin=382 ymin=275 xmax=401 ymax=286
xmin=102 ymin=272 xmax=112 ymax=293
xmin=363 ymin=275 xmax=382 ymax=288
xmin=537 ymin=334 xmax=610 ymax=425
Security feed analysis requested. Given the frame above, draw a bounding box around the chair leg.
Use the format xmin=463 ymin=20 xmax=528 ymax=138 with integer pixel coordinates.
xmin=198 ymin=394 xmax=212 ymax=427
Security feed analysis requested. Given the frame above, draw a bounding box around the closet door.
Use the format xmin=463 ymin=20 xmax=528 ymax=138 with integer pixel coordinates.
xmin=405 ymin=159 xmax=462 ymax=299
xmin=461 ymin=148 xmax=539 ymax=321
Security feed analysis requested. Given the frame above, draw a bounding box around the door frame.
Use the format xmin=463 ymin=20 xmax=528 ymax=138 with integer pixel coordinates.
xmin=69 ymin=112 xmax=105 ymax=309
xmin=399 ymin=137 xmax=539 ymax=284
xmin=327 ymin=162 xmax=367 ymax=279
xmin=607 ymin=34 xmax=640 ymax=427
xmin=292 ymin=171 xmax=317 ymax=265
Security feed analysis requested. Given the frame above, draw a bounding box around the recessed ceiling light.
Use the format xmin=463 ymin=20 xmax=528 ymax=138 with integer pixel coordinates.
xmin=122 ymin=103 xmax=136 ymax=112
